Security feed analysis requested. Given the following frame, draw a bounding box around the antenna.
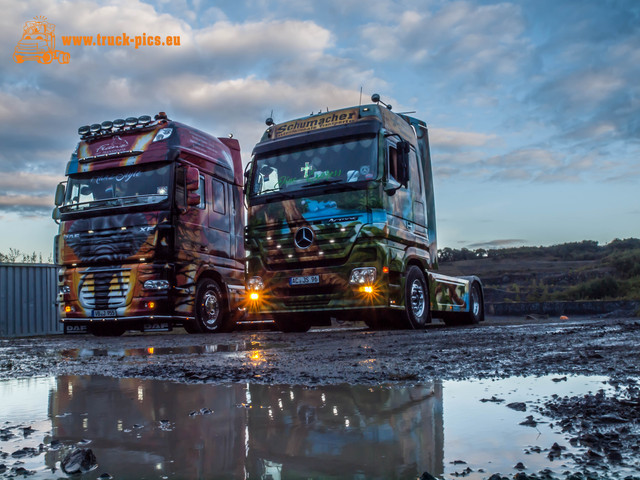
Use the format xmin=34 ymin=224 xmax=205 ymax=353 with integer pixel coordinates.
xmin=359 ymin=86 xmax=363 ymax=106
xmin=265 ymin=110 xmax=274 ymax=126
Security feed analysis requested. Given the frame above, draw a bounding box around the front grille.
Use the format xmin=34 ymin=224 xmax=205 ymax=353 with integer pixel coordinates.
xmin=79 ymin=268 xmax=131 ymax=309
xmin=258 ymin=223 xmax=359 ymax=269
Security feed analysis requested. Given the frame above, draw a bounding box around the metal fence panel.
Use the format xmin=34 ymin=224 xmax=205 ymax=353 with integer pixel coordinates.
xmin=0 ymin=264 xmax=61 ymax=337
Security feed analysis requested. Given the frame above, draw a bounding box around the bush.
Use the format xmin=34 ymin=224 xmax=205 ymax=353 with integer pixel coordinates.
xmin=559 ymin=276 xmax=620 ymax=301
xmin=607 ymin=249 xmax=640 ymax=278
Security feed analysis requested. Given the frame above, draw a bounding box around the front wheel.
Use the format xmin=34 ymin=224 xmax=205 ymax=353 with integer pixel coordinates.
xmin=398 ymin=266 xmax=430 ymax=329
xmin=190 ymin=279 xmax=230 ymax=333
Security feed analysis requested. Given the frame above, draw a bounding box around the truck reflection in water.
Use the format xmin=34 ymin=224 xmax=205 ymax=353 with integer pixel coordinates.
xmin=48 ymin=376 xmax=443 ymax=479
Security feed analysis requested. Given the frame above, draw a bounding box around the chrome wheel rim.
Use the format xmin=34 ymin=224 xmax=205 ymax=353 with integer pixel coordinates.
xmin=203 ymin=290 xmax=220 ymax=327
xmin=471 ymin=288 xmax=480 ymax=317
xmin=410 ymin=279 xmax=426 ymax=318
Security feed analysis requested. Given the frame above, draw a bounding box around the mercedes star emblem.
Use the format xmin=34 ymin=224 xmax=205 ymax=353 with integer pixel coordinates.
xmin=294 ymin=227 xmax=314 ymax=249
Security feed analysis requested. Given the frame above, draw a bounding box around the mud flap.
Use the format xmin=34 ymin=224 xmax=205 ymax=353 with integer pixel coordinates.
xmin=64 ymin=323 xmax=89 ymax=334
xmin=142 ymin=322 xmax=172 ymax=332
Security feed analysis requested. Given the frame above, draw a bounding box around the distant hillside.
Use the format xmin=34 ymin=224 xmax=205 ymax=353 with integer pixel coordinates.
xmin=437 ymin=238 xmax=640 ymax=303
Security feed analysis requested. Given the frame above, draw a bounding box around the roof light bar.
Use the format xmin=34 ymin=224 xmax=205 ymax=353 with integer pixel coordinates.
xmin=78 ymin=112 xmax=169 ymax=138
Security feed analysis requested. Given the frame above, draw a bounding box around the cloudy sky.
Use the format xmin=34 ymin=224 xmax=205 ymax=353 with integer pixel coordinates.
xmin=1 ymin=0 xmax=638 ymax=258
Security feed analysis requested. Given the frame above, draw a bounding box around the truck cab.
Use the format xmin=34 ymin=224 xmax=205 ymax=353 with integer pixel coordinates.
xmin=244 ymin=95 xmax=483 ymax=331
xmin=54 ymin=113 xmax=245 ymax=335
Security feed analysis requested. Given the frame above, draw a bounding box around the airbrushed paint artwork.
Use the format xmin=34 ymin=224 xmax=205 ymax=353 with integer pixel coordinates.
xmin=54 ymin=113 xmax=245 ymax=336
xmin=244 ymin=96 xmax=484 ymax=332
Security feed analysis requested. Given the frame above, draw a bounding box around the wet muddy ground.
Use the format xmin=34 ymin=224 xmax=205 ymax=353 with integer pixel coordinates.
xmin=0 ymin=315 xmax=639 ymax=479
xmin=1 ymin=316 xmax=638 ymax=385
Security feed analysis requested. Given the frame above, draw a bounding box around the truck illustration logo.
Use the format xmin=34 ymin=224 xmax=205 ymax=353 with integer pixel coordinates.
xmin=294 ymin=227 xmax=314 ymax=249
xmin=14 ymin=16 xmax=70 ymax=64
xmin=96 ymin=136 xmax=130 ymax=155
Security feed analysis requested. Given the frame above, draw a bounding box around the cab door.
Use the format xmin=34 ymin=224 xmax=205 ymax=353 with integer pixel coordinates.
xmin=207 ymin=177 xmax=231 ymax=258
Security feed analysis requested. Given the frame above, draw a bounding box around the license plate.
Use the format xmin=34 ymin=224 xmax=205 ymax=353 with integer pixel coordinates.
xmin=143 ymin=322 xmax=171 ymax=332
xmin=93 ymin=309 xmax=116 ymax=317
xmin=290 ymin=275 xmax=319 ymax=285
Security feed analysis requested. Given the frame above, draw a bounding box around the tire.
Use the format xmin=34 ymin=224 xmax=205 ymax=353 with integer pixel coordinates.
xmin=193 ymin=279 xmax=229 ymax=333
xmin=57 ymin=52 xmax=70 ymax=64
xmin=466 ymin=282 xmax=484 ymax=324
xmin=273 ymin=314 xmax=311 ymax=333
xmin=398 ymin=266 xmax=430 ymax=329
xmin=91 ymin=324 xmax=125 ymax=336
xmin=38 ymin=52 xmax=53 ymax=64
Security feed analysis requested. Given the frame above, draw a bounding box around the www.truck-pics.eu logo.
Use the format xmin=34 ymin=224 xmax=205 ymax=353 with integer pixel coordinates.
xmin=14 ymin=16 xmax=182 ymax=65
xmin=14 ymin=16 xmax=70 ymax=64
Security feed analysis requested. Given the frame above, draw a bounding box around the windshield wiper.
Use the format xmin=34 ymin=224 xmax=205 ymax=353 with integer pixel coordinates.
xmin=301 ymin=179 xmax=342 ymax=188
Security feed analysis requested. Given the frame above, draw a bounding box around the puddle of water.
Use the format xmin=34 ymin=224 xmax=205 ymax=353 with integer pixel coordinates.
xmin=0 ymin=375 xmax=636 ymax=479
xmin=59 ymin=341 xmax=267 ymax=359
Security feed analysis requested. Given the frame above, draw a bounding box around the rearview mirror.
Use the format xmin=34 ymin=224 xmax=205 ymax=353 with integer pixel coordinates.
xmin=186 ymin=166 xmax=200 ymax=191
xmin=54 ymin=183 xmax=66 ymax=206
xmin=187 ymin=192 xmax=201 ymax=206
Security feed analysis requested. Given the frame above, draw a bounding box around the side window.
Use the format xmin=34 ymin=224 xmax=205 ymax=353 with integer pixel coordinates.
xmin=196 ymin=175 xmax=205 ymax=209
xmin=212 ymin=178 xmax=225 ymax=214
xmin=388 ymin=144 xmax=399 ymax=181
xmin=409 ymin=149 xmax=422 ymax=194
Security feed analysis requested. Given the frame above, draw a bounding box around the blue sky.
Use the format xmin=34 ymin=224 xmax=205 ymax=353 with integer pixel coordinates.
xmin=1 ymin=0 xmax=638 ymax=258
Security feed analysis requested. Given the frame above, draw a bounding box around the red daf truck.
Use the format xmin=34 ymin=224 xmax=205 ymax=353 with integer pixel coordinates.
xmin=53 ymin=113 xmax=245 ymax=335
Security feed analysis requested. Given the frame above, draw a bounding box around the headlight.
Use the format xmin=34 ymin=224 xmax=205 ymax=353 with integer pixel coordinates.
xmin=349 ymin=267 xmax=377 ymax=285
xmin=59 ymin=285 xmax=71 ymax=295
xmin=144 ymin=280 xmax=170 ymax=291
xmin=153 ymin=128 xmax=173 ymax=142
xmin=248 ymin=276 xmax=264 ymax=291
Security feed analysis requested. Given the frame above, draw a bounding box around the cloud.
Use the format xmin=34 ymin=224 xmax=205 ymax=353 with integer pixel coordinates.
xmin=467 ymin=239 xmax=528 ymax=248
xmin=360 ymin=1 xmax=531 ymax=83
xmin=1 ymin=1 xmax=389 ymax=213
xmin=0 ymin=194 xmax=52 ymax=212
xmin=430 ymin=127 xmax=498 ymax=150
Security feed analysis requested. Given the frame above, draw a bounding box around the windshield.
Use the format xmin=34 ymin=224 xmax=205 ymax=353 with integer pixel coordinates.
xmin=250 ymin=136 xmax=377 ymax=197
xmin=61 ymin=164 xmax=171 ymax=212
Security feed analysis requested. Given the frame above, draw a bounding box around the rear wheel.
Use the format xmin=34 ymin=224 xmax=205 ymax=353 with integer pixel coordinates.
xmin=190 ymin=279 xmax=230 ymax=333
xmin=273 ymin=314 xmax=311 ymax=333
xmin=57 ymin=52 xmax=70 ymax=64
xmin=466 ymin=282 xmax=484 ymax=324
xmin=398 ymin=266 xmax=430 ymax=329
